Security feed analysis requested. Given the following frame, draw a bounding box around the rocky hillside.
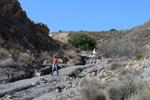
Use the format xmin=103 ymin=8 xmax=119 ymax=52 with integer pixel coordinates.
xmin=118 ymin=20 xmax=150 ymax=46
xmin=1 ymin=1 xmax=150 ymax=99
xmin=0 ymin=0 xmax=83 ymax=85
xmin=50 ymin=20 xmax=150 ymax=47
xmin=0 ymin=0 xmax=82 ymax=64
xmin=0 ymin=57 xmax=150 ymax=100
xmin=0 ymin=0 xmax=55 ymax=52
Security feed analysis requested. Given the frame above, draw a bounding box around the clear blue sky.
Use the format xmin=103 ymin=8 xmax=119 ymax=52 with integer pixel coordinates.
xmin=18 ymin=0 xmax=150 ymax=33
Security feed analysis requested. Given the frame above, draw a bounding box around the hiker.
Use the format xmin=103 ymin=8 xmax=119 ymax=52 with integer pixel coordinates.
xmin=51 ymin=55 xmax=59 ymax=75
xmin=92 ymin=48 xmax=98 ymax=64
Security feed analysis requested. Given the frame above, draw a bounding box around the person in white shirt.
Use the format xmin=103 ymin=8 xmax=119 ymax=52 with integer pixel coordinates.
xmin=92 ymin=48 xmax=98 ymax=63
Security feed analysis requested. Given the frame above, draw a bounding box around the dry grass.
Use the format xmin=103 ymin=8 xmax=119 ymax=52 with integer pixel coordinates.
xmin=109 ymin=77 xmax=150 ymax=100
xmin=80 ymin=78 xmax=106 ymax=100
xmin=129 ymin=79 xmax=150 ymax=100
xmin=143 ymin=48 xmax=150 ymax=59
xmin=65 ymin=50 xmax=81 ymax=63
xmin=36 ymin=51 xmax=49 ymax=64
xmin=0 ymin=48 xmax=11 ymax=60
xmin=64 ymin=50 xmax=78 ymax=59
xmin=98 ymin=40 xmax=145 ymax=59
xmin=109 ymin=62 xmax=121 ymax=70
xmin=18 ymin=52 xmax=32 ymax=62
xmin=133 ymin=84 xmax=150 ymax=100
xmin=109 ymin=84 xmax=123 ymax=100
xmin=0 ymin=48 xmax=16 ymax=67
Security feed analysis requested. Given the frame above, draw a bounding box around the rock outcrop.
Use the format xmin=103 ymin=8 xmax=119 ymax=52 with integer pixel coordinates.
xmin=0 ymin=0 xmax=60 ymax=84
xmin=0 ymin=65 xmax=34 ymax=84
xmin=0 ymin=0 xmax=55 ymax=52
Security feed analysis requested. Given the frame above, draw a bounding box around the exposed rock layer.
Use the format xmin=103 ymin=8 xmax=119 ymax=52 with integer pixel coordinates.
xmin=0 ymin=0 xmax=55 ymax=52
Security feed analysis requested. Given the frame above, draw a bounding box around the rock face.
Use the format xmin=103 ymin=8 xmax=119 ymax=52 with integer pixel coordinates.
xmin=0 ymin=0 xmax=55 ymax=52
xmin=0 ymin=0 xmax=59 ymax=84
xmin=0 ymin=65 xmax=34 ymax=84
xmin=0 ymin=0 xmax=84 ymax=85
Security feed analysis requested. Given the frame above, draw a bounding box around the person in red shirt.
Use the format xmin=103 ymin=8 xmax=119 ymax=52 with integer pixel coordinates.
xmin=51 ymin=55 xmax=59 ymax=75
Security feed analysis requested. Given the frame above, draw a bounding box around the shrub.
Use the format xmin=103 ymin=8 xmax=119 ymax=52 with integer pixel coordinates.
xmin=64 ymin=50 xmax=77 ymax=59
xmin=109 ymin=80 xmax=137 ymax=100
xmin=109 ymin=85 xmax=123 ymax=100
xmin=109 ymin=62 xmax=121 ymax=70
xmin=129 ymin=79 xmax=150 ymax=100
xmin=136 ymin=54 xmax=142 ymax=60
xmin=68 ymin=33 xmax=96 ymax=50
xmin=110 ymin=29 xmax=117 ymax=32
xmin=0 ymin=48 xmax=10 ymax=60
xmin=98 ymin=40 xmax=144 ymax=58
xmin=109 ymin=80 xmax=138 ymax=100
xmin=80 ymin=78 xmax=106 ymax=100
xmin=18 ymin=52 xmax=31 ymax=62
xmin=59 ymin=30 xmax=62 ymax=33
xmin=120 ymin=80 xmax=137 ymax=98
xmin=143 ymin=48 xmax=150 ymax=59
xmin=109 ymin=78 xmax=146 ymax=100
xmin=36 ymin=51 xmax=49 ymax=64
xmin=134 ymin=83 xmax=150 ymax=100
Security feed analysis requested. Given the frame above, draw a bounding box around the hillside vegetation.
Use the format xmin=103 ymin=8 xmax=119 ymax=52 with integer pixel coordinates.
xmin=50 ymin=20 xmax=150 ymax=59
xmin=1 ymin=1 xmax=150 ymax=100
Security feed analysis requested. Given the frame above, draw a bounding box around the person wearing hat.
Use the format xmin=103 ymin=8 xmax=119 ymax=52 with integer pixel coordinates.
xmin=51 ymin=55 xmax=59 ymax=75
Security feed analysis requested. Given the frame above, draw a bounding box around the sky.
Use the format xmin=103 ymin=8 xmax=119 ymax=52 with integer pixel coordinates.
xmin=18 ymin=0 xmax=150 ymax=33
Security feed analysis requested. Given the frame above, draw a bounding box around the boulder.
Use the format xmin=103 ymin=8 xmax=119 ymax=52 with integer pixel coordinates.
xmin=35 ymin=64 xmax=61 ymax=76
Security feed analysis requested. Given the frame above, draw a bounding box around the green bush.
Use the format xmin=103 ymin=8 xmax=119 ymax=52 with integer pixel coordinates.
xmin=68 ymin=33 xmax=96 ymax=50
xmin=58 ymin=30 xmax=62 ymax=33
xmin=110 ymin=29 xmax=118 ymax=32
xmin=136 ymin=54 xmax=142 ymax=60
